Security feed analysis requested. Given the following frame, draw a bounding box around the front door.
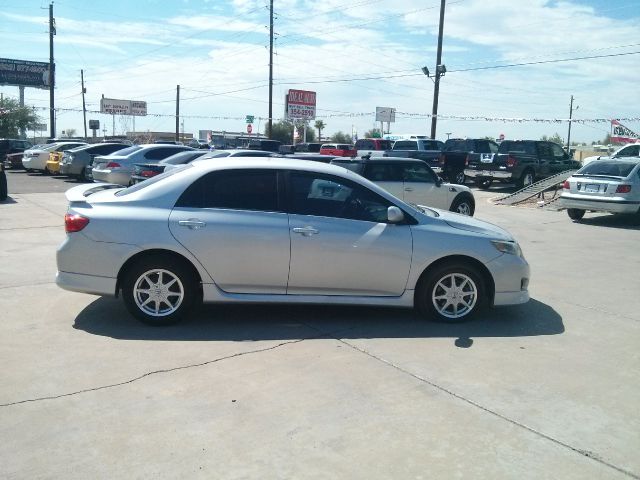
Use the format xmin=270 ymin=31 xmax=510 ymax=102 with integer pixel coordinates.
xmin=286 ymin=172 xmax=413 ymax=296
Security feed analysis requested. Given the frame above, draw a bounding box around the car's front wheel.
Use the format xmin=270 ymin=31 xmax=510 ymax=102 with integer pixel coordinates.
xmin=122 ymin=256 xmax=197 ymax=326
xmin=567 ymin=208 xmax=585 ymax=221
xmin=452 ymin=170 xmax=466 ymax=184
xmin=416 ymin=263 xmax=485 ymax=322
xmin=450 ymin=195 xmax=475 ymax=216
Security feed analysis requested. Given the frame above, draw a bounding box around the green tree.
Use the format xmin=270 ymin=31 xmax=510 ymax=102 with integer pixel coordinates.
xmin=0 ymin=97 xmax=40 ymax=138
xmin=268 ymin=120 xmax=295 ymax=144
xmin=295 ymin=122 xmax=316 ymax=142
xmin=364 ymin=128 xmax=381 ymax=138
xmin=331 ymin=131 xmax=352 ymax=143
xmin=541 ymin=133 xmax=564 ymax=145
xmin=314 ymin=120 xmax=325 ymax=141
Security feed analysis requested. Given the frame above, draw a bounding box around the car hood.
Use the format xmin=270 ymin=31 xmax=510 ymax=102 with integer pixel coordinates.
xmin=424 ymin=207 xmax=513 ymax=241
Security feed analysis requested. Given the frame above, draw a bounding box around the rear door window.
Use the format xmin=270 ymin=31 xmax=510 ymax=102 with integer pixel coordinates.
xmin=363 ymin=163 xmax=403 ymax=181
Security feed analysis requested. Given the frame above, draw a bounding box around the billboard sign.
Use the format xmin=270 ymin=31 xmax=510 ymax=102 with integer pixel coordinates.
xmin=286 ymin=89 xmax=316 ymax=120
xmin=0 ymin=58 xmax=51 ymax=89
xmin=375 ymin=107 xmax=396 ymax=123
xmin=100 ymin=98 xmax=147 ymax=116
xmin=89 ymin=120 xmax=100 ymax=130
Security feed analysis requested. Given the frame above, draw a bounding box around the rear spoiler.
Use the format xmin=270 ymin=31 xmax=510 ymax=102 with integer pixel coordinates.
xmin=65 ymin=183 xmax=124 ymax=203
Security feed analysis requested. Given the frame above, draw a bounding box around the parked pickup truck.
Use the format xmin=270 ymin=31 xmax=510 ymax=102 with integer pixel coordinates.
xmin=438 ymin=138 xmax=499 ymax=184
xmin=386 ymin=139 xmax=444 ymax=172
xmin=464 ymin=140 xmax=581 ymax=189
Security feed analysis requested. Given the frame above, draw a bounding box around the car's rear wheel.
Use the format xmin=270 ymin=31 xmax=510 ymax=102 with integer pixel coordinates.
xmin=122 ymin=256 xmax=197 ymax=326
xmin=475 ymin=177 xmax=492 ymax=189
xmin=453 ymin=170 xmax=466 ymax=184
xmin=450 ymin=195 xmax=475 ymax=216
xmin=517 ymin=169 xmax=535 ymax=189
xmin=567 ymin=208 xmax=585 ymax=221
xmin=416 ymin=263 xmax=485 ymax=322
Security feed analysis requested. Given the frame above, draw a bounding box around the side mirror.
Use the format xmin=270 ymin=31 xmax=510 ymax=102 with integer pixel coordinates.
xmin=435 ymin=176 xmax=443 ymax=187
xmin=387 ymin=206 xmax=405 ymax=223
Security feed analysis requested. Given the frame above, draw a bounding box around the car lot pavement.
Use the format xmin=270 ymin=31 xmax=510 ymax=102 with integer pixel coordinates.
xmin=1 ymin=177 xmax=639 ymax=479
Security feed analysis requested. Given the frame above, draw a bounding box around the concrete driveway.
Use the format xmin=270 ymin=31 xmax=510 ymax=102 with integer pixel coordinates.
xmin=1 ymin=183 xmax=638 ymax=479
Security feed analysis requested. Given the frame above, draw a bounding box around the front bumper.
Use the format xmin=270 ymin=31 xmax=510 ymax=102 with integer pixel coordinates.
xmin=22 ymin=156 xmax=47 ymax=170
xmin=464 ymin=169 xmax=513 ymax=180
xmin=559 ymin=195 xmax=640 ymax=215
xmin=485 ymin=253 xmax=530 ymax=307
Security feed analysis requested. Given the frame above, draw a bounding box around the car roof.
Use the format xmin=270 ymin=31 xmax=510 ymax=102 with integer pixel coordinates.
xmin=190 ymin=156 xmax=357 ymax=175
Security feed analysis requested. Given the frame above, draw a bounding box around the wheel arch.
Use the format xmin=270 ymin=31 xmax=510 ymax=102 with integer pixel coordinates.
xmin=116 ymin=248 xmax=203 ymax=298
xmin=414 ymin=255 xmax=495 ymax=307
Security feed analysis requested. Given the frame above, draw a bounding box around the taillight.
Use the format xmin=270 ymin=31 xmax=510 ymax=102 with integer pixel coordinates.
xmin=506 ymin=155 xmax=517 ymax=168
xmin=106 ymin=162 xmax=121 ymax=168
xmin=65 ymin=214 xmax=90 ymax=233
xmin=562 ymin=181 xmax=570 ymax=189
xmin=439 ymin=153 xmax=445 ymax=165
xmin=140 ymin=170 xmax=156 ymax=177
xmin=615 ymin=184 xmax=631 ymax=193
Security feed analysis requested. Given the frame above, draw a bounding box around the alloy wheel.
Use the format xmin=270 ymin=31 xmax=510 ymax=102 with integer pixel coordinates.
xmin=133 ymin=269 xmax=184 ymax=317
xmin=431 ymin=272 xmax=478 ymax=319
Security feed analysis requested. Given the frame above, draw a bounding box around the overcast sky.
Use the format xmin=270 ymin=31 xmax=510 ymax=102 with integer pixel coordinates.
xmin=1 ymin=0 xmax=639 ymax=143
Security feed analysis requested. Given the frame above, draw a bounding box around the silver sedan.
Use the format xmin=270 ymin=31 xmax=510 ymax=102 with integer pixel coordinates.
xmin=56 ymin=158 xmax=530 ymax=325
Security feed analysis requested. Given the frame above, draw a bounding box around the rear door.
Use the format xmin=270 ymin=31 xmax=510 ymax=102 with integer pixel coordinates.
xmin=169 ymin=169 xmax=290 ymax=293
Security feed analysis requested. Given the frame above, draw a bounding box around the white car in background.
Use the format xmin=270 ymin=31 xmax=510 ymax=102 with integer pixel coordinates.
xmin=22 ymin=142 xmax=87 ymax=173
xmin=582 ymin=143 xmax=640 ymax=165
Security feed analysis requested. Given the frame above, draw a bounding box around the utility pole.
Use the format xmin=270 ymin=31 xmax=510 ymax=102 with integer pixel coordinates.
xmin=430 ymin=0 xmax=446 ymax=140
xmin=268 ymin=0 xmax=274 ymax=139
xmin=175 ymin=85 xmax=180 ymax=142
xmin=81 ymin=69 xmax=87 ymax=139
xmin=49 ymin=2 xmax=56 ymax=139
xmin=566 ymin=95 xmax=574 ymax=152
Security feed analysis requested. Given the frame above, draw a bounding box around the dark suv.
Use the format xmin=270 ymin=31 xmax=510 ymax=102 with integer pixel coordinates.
xmin=464 ymin=140 xmax=580 ymax=189
xmin=1 ymin=139 xmax=34 ymax=169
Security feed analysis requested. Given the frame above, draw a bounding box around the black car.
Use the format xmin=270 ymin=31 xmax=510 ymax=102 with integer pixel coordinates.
xmin=1 ymin=138 xmax=34 ymax=169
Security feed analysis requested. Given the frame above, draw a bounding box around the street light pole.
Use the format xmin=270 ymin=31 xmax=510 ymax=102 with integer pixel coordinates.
xmin=430 ymin=0 xmax=446 ymax=140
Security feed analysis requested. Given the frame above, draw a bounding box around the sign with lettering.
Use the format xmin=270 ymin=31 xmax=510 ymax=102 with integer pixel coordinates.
xmin=0 ymin=58 xmax=51 ymax=88
xmin=286 ymin=89 xmax=316 ymax=120
xmin=100 ymin=98 xmax=147 ymax=116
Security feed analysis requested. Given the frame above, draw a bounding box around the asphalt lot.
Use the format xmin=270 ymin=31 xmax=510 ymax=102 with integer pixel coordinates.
xmin=1 ymin=170 xmax=639 ymax=479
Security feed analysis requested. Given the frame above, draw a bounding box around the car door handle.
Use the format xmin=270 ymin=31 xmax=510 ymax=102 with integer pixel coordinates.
xmin=292 ymin=226 xmax=319 ymax=236
xmin=404 ymin=187 xmax=414 ymax=192
xmin=178 ymin=219 xmax=206 ymax=230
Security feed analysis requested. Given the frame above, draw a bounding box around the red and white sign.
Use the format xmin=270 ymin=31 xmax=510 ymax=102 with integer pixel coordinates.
xmin=247 ymin=124 xmax=253 ymax=134
xmin=286 ymin=89 xmax=316 ymax=120
xmin=611 ymin=120 xmax=639 ymax=144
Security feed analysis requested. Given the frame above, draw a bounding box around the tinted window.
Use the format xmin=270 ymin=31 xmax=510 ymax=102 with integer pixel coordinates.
xmin=162 ymin=152 xmax=205 ymax=165
xmin=403 ymin=163 xmax=436 ymax=183
xmin=363 ymin=163 xmax=403 ymax=181
xmin=289 ymin=172 xmax=391 ymax=222
xmin=576 ymin=161 xmax=637 ymax=178
xmin=550 ymin=143 xmax=566 ymax=159
xmin=95 ymin=144 xmax=129 ymax=155
xmin=617 ymin=145 xmax=640 ymax=157
xmin=337 ymin=144 xmax=352 ymax=150
xmin=331 ymin=160 xmax=364 ymax=174
xmin=444 ymin=139 xmax=472 ymax=152
xmin=355 ymin=140 xmax=374 ymax=150
xmin=177 ymin=169 xmax=279 ymax=211
xmin=145 ymin=147 xmax=181 ymax=160
xmin=112 ymin=146 xmax=142 ymax=156
xmin=393 ymin=141 xmax=418 ymax=150
xmin=538 ymin=143 xmax=552 ymax=157
xmin=498 ymin=141 xmax=536 ymax=155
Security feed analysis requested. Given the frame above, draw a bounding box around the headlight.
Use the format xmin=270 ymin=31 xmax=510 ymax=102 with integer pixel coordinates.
xmin=491 ymin=240 xmax=522 ymax=257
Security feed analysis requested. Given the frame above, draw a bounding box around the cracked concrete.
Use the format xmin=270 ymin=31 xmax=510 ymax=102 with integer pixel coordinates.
xmin=1 ymin=186 xmax=638 ymax=479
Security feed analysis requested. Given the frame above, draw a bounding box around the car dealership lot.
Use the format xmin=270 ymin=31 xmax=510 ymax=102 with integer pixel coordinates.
xmin=1 ymin=173 xmax=639 ymax=479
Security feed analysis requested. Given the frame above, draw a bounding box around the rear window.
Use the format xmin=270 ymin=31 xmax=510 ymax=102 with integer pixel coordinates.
xmin=115 ymin=164 xmax=193 ymax=196
xmin=378 ymin=140 xmax=392 ymax=150
xmin=443 ymin=140 xmax=472 ymax=152
xmin=576 ymin=161 xmax=637 ymax=178
xmin=337 ymin=144 xmax=352 ymax=150
xmin=498 ymin=141 xmax=536 ymax=155
xmin=393 ymin=141 xmax=418 ymax=150
xmin=109 ymin=146 xmax=142 ymax=156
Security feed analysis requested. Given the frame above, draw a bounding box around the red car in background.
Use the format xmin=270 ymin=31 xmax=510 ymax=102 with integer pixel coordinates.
xmin=319 ymin=143 xmax=356 ymax=157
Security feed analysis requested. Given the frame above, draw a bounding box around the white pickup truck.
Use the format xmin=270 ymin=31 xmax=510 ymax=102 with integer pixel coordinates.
xmin=354 ymin=138 xmax=393 ymax=158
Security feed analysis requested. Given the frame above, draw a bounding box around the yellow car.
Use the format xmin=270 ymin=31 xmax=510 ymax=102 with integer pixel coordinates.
xmin=46 ymin=151 xmax=63 ymax=175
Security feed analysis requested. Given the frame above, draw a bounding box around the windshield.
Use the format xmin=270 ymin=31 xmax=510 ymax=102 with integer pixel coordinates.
xmin=444 ymin=140 xmax=471 ymax=152
xmin=575 ymin=161 xmax=637 ymax=178
xmin=393 ymin=141 xmax=418 ymax=149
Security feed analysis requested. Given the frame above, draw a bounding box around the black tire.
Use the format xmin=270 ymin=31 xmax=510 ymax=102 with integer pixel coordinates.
xmin=416 ymin=262 xmax=485 ymax=322
xmin=450 ymin=194 xmax=475 ymax=216
xmin=567 ymin=208 xmax=585 ymax=221
xmin=81 ymin=167 xmax=91 ymax=182
xmin=517 ymin=169 xmax=535 ymax=189
xmin=452 ymin=170 xmax=466 ymax=185
xmin=122 ymin=255 xmax=198 ymax=326
xmin=0 ymin=169 xmax=7 ymax=201
xmin=475 ymin=177 xmax=492 ymax=190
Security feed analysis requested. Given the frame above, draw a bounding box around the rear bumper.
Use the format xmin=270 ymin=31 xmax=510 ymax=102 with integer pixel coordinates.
xmin=559 ymin=195 xmax=640 ymax=214
xmin=59 ymin=162 xmax=82 ymax=175
xmin=56 ymin=271 xmax=117 ymax=296
xmin=464 ymin=169 xmax=513 ymax=180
